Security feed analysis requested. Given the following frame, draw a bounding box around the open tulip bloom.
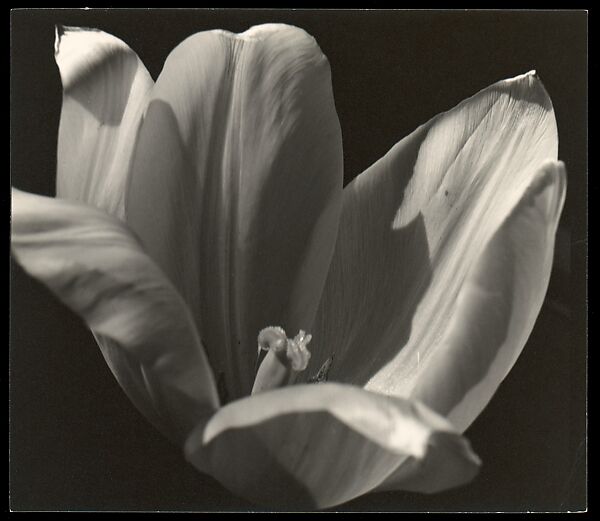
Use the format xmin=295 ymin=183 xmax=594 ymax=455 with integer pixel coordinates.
xmin=11 ymin=23 xmax=567 ymax=509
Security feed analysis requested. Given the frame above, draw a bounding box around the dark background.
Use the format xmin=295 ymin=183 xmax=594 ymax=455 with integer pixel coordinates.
xmin=10 ymin=9 xmax=587 ymax=512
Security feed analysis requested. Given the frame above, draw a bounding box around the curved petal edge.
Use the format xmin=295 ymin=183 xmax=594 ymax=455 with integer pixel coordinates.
xmin=184 ymin=383 xmax=480 ymax=509
xmin=55 ymin=25 xmax=154 ymax=218
xmin=409 ymin=160 xmax=567 ymax=431
xmin=310 ymin=72 xmax=561 ymax=436
xmin=11 ymin=188 xmax=218 ymax=443
xmin=124 ymin=24 xmax=343 ymax=398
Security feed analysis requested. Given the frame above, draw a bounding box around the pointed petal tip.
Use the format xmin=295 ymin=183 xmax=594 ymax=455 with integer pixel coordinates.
xmin=504 ymin=69 xmax=538 ymax=84
xmin=315 ymin=63 xmax=561 ymax=431
xmin=513 ymin=69 xmax=537 ymax=80
xmin=499 ymin=69 xmax=554 ymax=112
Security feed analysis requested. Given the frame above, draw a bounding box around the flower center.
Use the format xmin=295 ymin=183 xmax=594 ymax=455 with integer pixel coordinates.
xmin=251 ymin=326 xmax=312 ymax=394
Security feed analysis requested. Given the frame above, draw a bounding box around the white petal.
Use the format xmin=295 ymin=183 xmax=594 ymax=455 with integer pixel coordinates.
xmin=11 ymin=189 xmax=219 ymax=443
xmin=184 ymin=383 xmax=480 ymax=509
xmin=55 ymin=25 xmax=154 ymax=218
xmin=409 ymin=160 xmax=566 ymax=431
xmin=124 ymin=25 xmax=343 ymax=398
xmin=310 ymin=72 xmax=562 ymax=431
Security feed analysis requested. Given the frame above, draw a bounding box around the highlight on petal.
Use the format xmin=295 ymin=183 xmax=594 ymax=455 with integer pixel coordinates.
xmin=11 ymin=189 xmax=219 ymax=443
xmin=409 ymin=160 xmax=566 ymax=431
xmin=184 ymin=383 xmax=480 ymax=509
xmin=124 ymin=24 xmax=343 ymax=398
xmin=309 ymin=72 xmax=563 ymax=432
xmin=55 ymin=25 xmax=154 ymax=218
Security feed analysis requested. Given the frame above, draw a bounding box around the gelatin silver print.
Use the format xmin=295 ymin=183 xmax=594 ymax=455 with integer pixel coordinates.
xmin=10 ymin=9 xmax=587 ymax=512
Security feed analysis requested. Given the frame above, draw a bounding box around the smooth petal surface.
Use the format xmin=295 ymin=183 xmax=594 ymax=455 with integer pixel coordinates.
xmin=55 ymin=25 xmax=154 ymax=218
xmin=124 ymin=25 xmax=343 ymax=398
xmin=11 ymin=189 xmax=219 ymax=443
xmin=409 ymin=160 xmax=566 ymax=430
xmin=309 ymin=72 xmax=562 ymax=432
xmin=184 ymin=383 xmax=480 ymax=509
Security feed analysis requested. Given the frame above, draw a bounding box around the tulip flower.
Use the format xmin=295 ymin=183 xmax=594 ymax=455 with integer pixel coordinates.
xmin=10 ymin=23 xmax=566 ymax=509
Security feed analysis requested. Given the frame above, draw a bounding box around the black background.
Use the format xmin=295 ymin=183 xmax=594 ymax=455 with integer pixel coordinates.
xmin=10 ymin=9 xmax=587 ymax=512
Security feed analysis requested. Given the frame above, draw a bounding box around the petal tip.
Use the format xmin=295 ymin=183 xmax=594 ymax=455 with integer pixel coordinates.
xmin=506 ymin=69 xmax=538 ymax=83
xmin=536 ymin=159 xmax=568 ymax=217
xmin=241 ymin=23 xmax=296 ymax=39
xmin=54 ymin=24 xmax=102 ymax=56
xmin=501 ymin=69 xmax=553 ymax=112
xmin=54 ymin=25 xmax=134 ymax=90
xmin=238 ymin=23 xmax=325 ymax=61
xmin=530 ymin=159 xmax=567 ymax=202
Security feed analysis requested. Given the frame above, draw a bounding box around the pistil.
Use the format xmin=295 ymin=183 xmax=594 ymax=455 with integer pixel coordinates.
xmin=251 ymin=326 xmax=312 ymax=394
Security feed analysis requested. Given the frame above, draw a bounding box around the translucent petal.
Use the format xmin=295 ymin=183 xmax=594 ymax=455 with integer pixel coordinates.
xmin=184 ymin=383 xmax=480 ymax=509
xmin=124 ymin=24 xmax=343 ymax=398
xmin=11 ymin=189 xmax=219 ymax=443
xmin=54 ymin=25 xmax=153 ymax=218
xmin=310 ymin=72 xmax=562 ymax=431
xmin=408 ymin=160 xmax=566 ymax=431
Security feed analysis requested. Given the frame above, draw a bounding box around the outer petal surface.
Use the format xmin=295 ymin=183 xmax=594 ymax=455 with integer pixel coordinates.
xmin=310 ymin=72 xmax=563 ymax=431
xmin=124 ymin=25 xmax=343 ymax=398
xmin=11 ymin=189 xmax=219 ymax=443
xmin=184 ymin=383 xmax=480 ymax=509
xmin=409 ymin=160 xmax=566 ymax=431
xmin=55 ymin=26 xmax=154 ymax=218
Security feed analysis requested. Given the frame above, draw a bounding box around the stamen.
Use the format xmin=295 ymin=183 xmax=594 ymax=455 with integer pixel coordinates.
xmin=251 ymin=326 xmax=312 ymax=395
xmin=308 ymin=355 xmax=334 ymax=383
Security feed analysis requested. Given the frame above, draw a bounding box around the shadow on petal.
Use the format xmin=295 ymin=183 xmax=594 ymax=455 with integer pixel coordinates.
xmin=125 ymin=26 xmax=344 ymax=403
xmin=409 ymin=161 xmax=566 ymax=431
xmin=335 ymin=213 xmax=431 ymax=385
xmin=188 ymin=412 xmax=329 ymax=510
xmin=312 ymin=73 xmax=560 ymax=432
xmin=127 ymin=31 xmax=344 ymax=400
xmin=185 ymin=384 xmax=479 ymax=510
xmin=127 ymin=98 xmax=266 ymax=401
xmin=308 ymin=125 xmax=434 ymax=386
xmin=55 ymin=26 xmax=154 ymax=218
xmin=10 ymin=188 xmax=219 ymax=444
xmin=67 ymin=48 xmax=140 ymax=125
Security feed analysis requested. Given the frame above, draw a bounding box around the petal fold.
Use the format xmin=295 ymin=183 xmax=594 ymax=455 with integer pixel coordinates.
xmin=409 ymin=160 xmax=566 ymax=431
xmin=11 ymin=189 xmax=218 ymax=443
xmin=310 ymin=72 xmax=562 ymax=431
xmin=124 ymin=24 xmax=343 ymax=398
xmin=184 ymin=383 xmax=480 ymax=509
xmin=55 ymin=25 xmax=154 ymax=218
